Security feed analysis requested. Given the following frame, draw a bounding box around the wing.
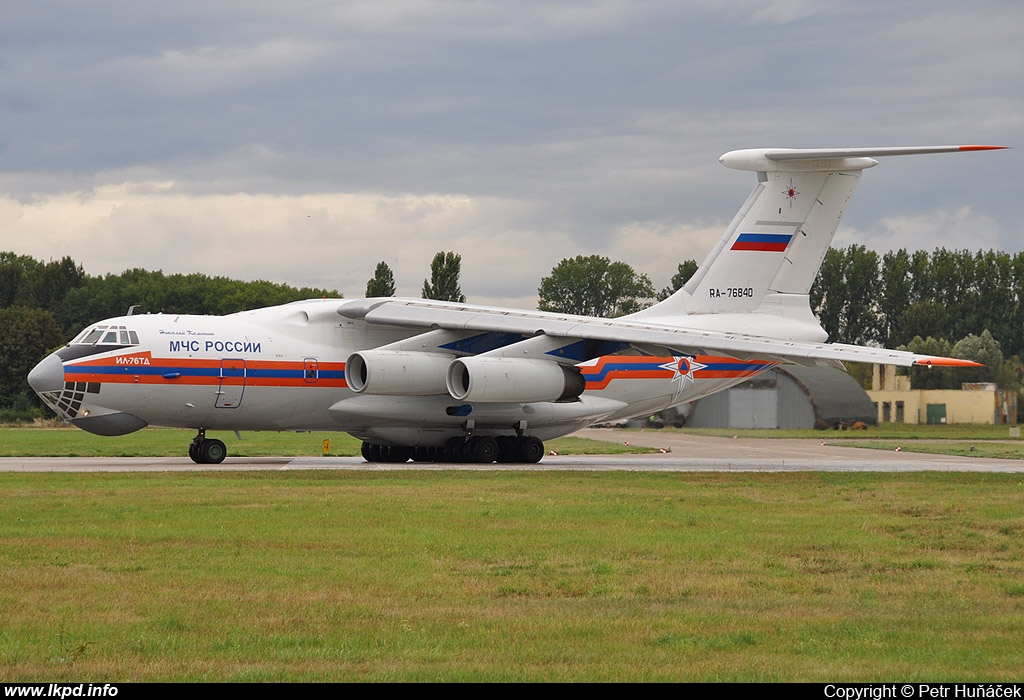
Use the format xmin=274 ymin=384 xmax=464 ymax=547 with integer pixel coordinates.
xmin=337 ymin=298 xmax=981 ymax=369
xmin=339 ymin=145 xmax=1002 ymax=379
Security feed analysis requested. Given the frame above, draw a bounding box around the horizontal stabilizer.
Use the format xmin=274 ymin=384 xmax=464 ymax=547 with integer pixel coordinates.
xmin=721 ymin=145 xmax=1007 ymax=171
xmin=765 ymin=145 xmax=1006 ymax=160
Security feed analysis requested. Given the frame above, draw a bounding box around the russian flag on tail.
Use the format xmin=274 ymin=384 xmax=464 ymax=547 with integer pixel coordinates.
xmin=730 ymin=233 xmax=793 ymax=252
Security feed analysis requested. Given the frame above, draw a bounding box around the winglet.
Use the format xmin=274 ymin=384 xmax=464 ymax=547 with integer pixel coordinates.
xmin=913 ymin=357 xmax=985 ymax=368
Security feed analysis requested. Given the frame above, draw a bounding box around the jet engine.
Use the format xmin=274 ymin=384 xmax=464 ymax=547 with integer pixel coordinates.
xmin=346 ymin=350 xmax=453 ymax=395
xmin=446 ymin=357 xmax=585 ymax=403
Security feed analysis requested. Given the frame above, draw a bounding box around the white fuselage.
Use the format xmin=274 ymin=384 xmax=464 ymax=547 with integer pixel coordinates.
xmin=32 ymin=298 xmax=777 ymax=447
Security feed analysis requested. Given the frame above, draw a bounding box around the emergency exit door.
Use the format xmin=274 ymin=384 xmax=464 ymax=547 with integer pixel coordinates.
xmin=216 ymin=359 xmax=246 ymax=408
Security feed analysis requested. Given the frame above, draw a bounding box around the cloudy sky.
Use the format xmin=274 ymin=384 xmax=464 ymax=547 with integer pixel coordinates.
xmin=2 ymin=0 xmax=1020 ymax=308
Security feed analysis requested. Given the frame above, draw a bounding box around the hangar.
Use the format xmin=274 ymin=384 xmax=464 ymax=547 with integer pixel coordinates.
xmin=686 ymin=366 xmax=876 ymax=430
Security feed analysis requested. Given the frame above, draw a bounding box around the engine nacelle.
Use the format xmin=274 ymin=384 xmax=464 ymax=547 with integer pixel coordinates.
xmin=446 ymin=357 xmax=586 ymax=403
xmin=346 ymin=350 xmax=453 ymax=395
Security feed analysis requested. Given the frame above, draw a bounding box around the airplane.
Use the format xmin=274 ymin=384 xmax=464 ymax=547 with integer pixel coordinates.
xmin=27 ymin=145 xmax=1003 ymax=464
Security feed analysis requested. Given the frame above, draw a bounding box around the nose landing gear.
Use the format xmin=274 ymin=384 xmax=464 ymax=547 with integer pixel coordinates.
xmin=188 ymin=428 xmax=227 ymax=464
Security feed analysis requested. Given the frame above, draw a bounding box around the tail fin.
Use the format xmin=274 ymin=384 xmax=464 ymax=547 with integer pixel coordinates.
xmin=637 ymin=146 xmax=1005 ymax=319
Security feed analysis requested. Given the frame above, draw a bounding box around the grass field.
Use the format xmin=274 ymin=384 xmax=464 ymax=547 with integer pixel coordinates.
xmin=2 ymin=426 xmax=1022 ymax=681
xmin=1 ymin=470 xmax=1023 ymax=681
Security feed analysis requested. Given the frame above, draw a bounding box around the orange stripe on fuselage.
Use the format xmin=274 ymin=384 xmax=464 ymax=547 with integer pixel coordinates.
xmin=64 ymin=352 xmax=348 ymax=389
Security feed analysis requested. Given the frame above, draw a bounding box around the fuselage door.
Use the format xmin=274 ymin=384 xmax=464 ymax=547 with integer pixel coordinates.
xmin=216 ymin=359 xmax=246 ymax=408
xmin=304 ymin=358 xmax=319 ymax=384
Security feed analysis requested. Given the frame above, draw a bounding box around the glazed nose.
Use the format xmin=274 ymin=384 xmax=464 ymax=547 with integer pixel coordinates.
xmin=28 ymin=353 xmax=65 ymax=394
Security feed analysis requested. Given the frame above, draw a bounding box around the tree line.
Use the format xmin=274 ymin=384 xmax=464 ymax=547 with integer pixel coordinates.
xmin=534 ymin=247 xmax=1021 ymax=394
xmin=0 ymin=252 xmax=338 ymax=418
xmin=1 ymin=249 xmax=467 ymax=417
xmin=810 ymin=246 xmax=1024 ymax=356
xmin=3 ymin=246 xmax=1022 ymax=419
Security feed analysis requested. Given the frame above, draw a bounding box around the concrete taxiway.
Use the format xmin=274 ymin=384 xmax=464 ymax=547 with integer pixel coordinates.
xmin=1 ymin=430 xmax=1021 ymax=473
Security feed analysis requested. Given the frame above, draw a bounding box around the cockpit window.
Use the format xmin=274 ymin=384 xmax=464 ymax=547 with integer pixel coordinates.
xmin=73 ymin=325 xmax=141 ymax=347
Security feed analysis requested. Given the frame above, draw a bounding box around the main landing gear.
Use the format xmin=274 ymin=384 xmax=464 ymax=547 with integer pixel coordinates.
xmin=189 ymin=428 xmax=227 ymax=464
xmin=360 ymin=435 xmax=545 ymax=464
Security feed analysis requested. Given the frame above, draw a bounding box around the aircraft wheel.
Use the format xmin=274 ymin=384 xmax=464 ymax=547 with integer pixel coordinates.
xmin=200 ymin=438 xmax=227 ymax=464
xmin=188 ymin=440 xmax=201 ymax=464
xmin=443 ymin=437 xmax=466 ymax=462
xmin=385 ymin=446 xmax=414 ymax=463
xmin=414 ymin=446 xmax=444 ymax=462
xmin=468 ymin=435 xmax=498 ymax=463
xmin=362 ymin=442 xmax=385 ymax=462
xmin=496 ymin=436 xmax=516 ymax=463
xmin=516 ymin=436 xmax=545 ymax=464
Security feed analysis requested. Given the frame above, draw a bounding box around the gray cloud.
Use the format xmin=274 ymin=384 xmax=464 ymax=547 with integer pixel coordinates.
xmin=1 ymin=0 xmax=1019 ymax=305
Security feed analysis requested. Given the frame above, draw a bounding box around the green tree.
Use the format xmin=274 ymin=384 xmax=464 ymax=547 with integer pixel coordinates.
xmin=657 ymin=260 xmax=699 ymax=301
xmin=0 ymin=253 xmax=85 ymax=311
xmin=810 ymin=248 xmax=847 ymax=342
xmin=843 ymin=245 xmax=881 ymax=345
xmin=0 ymin=252 xmax=40 ymax=308
xmin=55 ymin=269 xmax=337 ymax=335
xmin=994 ymin=356 xmax=1022 ymax=394
xmin=1010 ymin=252 xmax=1024 ymax=357
xmin=969 ymin=250 xmax=1015 ymax=356
xmin=894 ymin=300 xmax=951 ymax=347
xmin=901 ymin=336 xmax=955 ymax=390
xmin=538 ymin=255 xmax=654 ymax=317
xmin=421 ymin=251 xmax=466 ymax=302
xmin=810 ymin=245 xmax=880 ymax=344
xmin=951 ymin=330 xmax=1004 ymax=387
xmin=365 ymin=261 xmax=397 ymax=297
xmin=878 ymin=249 xmax=912 ymax=346
xmin=0 ymin=306 xmax=65 ymax=412
xmin=34 ymin=256 xmax=86 ymax=311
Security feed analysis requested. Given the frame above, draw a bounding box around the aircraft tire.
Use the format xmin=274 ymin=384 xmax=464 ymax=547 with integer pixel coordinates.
xmin=516 ymin=436 xmax=544 ymax=464
xmin=385 ymin=445 xmax=414 ymax=463
xmin=188 ymin=440 xmax=201 ymax=464
xmin=496 ymin=436 xmax=516 ymax=462
xmin=362 ymin=441 xmax=388 ymax=462
xmin=442 ymin=437 xmax=458 ymax=462
xmin=200 ymin=438 xmax=227 ymax=464
xmin=443 ymin=437 xmax=467 ymax=462
xmin=468 ymin=435 xmax=498 ymax=463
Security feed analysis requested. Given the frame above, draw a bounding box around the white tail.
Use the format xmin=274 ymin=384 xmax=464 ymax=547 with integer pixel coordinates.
xmin=634 ymin=145 xmax=1005 ymax=324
